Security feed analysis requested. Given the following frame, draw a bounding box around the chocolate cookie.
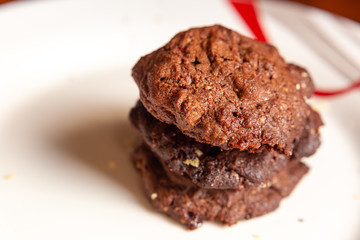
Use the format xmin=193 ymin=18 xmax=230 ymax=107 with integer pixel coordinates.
xmin=132 ymin=25 xmax=315 ymax=155
xmin=130 ymin=101 xmax=321 ymax=189
xmin=132 ymin=143 xmax=309 ymax=230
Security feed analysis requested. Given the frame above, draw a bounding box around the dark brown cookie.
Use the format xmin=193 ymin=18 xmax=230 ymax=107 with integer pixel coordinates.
xmin=132 ymin=25 xmax=315 ymax=155
xmin=291 ymin=109 xmax=322 ymax=160
xmin=132 ymin=144 xmax=309 ymax=230
xmin=130 ymin=101 xmax=321 ymax=189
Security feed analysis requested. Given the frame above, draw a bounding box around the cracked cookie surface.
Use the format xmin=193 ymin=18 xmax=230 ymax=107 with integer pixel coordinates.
xmin=132 ymin=25 xmax=315 ymax=154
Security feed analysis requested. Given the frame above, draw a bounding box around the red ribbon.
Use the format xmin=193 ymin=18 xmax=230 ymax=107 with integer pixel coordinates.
xmin=228 ymin=0 xmax=360 ymax=97
xmin=314 ymin=80 xmax=360 ymax=96
xmin=228 ymin=0 xmax=267 ymax=42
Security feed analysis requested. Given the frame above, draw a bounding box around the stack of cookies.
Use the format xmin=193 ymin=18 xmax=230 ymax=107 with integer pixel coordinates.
xmin=129 ymin=25 xmax=322 ymax=230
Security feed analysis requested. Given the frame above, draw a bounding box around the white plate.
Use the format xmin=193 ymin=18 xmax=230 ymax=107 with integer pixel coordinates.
xmin=0 ymin=0 xmax=359 ymax=239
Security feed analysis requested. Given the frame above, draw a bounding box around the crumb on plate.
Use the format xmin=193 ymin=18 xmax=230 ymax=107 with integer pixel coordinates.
xmin=311 ymin=100 xmax=329 ymax=112
xmin=4 ymin=174 xmax=14 ymax=180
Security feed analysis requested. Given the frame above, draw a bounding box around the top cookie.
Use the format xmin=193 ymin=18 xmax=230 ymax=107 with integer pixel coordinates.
xmin=132 ymin=25 xmax=314 ymax=155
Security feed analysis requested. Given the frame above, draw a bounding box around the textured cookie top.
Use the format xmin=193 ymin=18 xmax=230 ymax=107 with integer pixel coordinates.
xmin=132 ymin=25 xmax=314 ymax=154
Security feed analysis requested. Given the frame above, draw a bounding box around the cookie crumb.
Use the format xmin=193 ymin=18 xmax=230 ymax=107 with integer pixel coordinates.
xmin=303 ymin=96 xmax=310 ymax=104
xmin=253 ymin=234 xmax=260 ymax=238
xmin=260 ymin=181 xmax=272 ymax=188
xmin=151 ymin=193 xmax=158 ymax=200
xmin=108 ymin=161 xmax=117 ymax=169
xmin=298 ymin=218 xmax=304 ymax=222
xmin=4 ymin=174 xmax=14 ymax=180
xmin=259 ymin=117 xmax=266 ymax=123
xmin=195 ymin=149 xmax=203 ymax=157
xmin=231 ymin=172 xmax=240 ymax=180
xmin=301 ymin=72 xmax=308 ymax=78
xmin=311 ymin=100 xmax=329 ymax=112
xmin=183 ymin=157 xmax=200 ymax=167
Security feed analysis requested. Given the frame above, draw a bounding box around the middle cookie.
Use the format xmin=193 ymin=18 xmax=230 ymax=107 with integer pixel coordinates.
xmin=130 ymin=101 xmax=322 ymax=189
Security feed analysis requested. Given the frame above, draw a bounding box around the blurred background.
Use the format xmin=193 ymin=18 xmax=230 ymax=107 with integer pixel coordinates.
xmin=1 ymin=0 xmax=359 ymax=22
xmin=289 ymin=0 xmax=359 ymax=22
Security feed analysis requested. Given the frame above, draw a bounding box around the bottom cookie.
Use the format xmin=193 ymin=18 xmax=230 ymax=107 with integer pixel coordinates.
xmin=132 ymin=143 xmax=309 ymax=230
